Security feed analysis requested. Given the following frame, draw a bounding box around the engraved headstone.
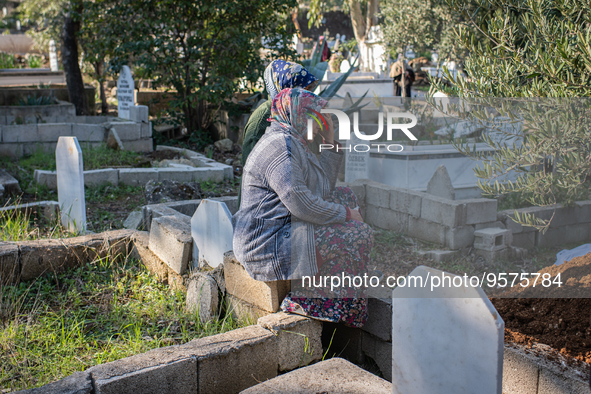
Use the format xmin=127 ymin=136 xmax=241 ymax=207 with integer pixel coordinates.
xmin=426 ymin=164 xmax=455 ymax=200
xmin=116 ymin=65 xmax=135 ymax=120
xmin=56 ymin=137 xmax=86 ymax=233
xmin=344 ymin=132 xmax=369 ymax=182
xmin=49 ymin=40 xmax=58 ymax=72
xmin=392 ymin=266 xmax=504 ymax=394
xmin=191 ymin=200 xmax=233 ymax=268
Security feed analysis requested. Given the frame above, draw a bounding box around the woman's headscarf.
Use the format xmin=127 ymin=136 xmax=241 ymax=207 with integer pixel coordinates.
xmin=264 ymin=60 xmax=319 ymax=100
xmin=269 ymin=88 xmax=327 ymax=149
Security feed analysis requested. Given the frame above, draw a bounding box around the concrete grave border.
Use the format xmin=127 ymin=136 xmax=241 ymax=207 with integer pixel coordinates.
xmin=33 ymin=145 xmax=233 ymax=189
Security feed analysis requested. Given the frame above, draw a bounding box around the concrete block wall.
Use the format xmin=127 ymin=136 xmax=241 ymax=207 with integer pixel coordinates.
xmin=351 ymin=179 xmax=498 ymax=250
xmin=498 ymin=201 xmax=591 ymax=249
xmin=19 ymin=312 xmax=323 ymax=394
xmin=0 ymin=117 xmax=153 ymax=158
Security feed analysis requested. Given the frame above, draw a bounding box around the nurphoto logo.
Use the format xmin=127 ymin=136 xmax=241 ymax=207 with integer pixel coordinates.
xmin=307 ymin=109 xmax=418 ymax=152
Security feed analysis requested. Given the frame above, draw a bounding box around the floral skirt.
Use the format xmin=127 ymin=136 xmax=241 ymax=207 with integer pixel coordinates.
xmin=280 ymin=186 xmax=374 ymax=328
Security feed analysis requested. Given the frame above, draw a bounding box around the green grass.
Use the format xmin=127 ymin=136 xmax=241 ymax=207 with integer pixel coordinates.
xmin=0 ymin=202 xmax=73 ymax=242
xmin=0 ymin=254 xmax=245 ymax=392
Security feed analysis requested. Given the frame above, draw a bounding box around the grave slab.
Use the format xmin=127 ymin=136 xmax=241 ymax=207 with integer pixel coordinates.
xmin=240 ymin=358 xmax=391 ymax=394
xmin=392 ymin=266 xmax=504 ymax=394
xmin=191 ymin=199 xmax=233 ymax=268
xmin=427 ymin=164 xmax=455 ymax=200
xmin=116 ymin=65 xmax=135 ymax=120
xmin=56 ymin=137 xmax=86 ymax=233
xmin=0 ymin=169 xmax=21 ymax=195
xmin=186 ymin=272 xmax=219 ymax=323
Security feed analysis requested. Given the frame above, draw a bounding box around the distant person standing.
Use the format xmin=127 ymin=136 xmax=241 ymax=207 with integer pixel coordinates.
xmin=390 ymin=60 xmax=415 ymax=97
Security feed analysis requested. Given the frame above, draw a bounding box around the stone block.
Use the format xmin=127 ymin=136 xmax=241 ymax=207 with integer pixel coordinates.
xmin=2 ymin=124 xmax=38 ymax=142
xmin=537 ymin=365 xmax=591 ymax=394
xmin=240 ymin=358 xmax=392 ymax=394
xmin=0 ymin=143 xmax=23 ymax=158
xmin=19 ymin=239 xmax=85 ymax=281
xmin=0 ymin=169 xmax=21 ymax=195
xmin=124 ymin=138 xmax=154 ymax=152
xmin=129 ymin=105 xmax=149 ymax=123
xmin=474 ymin=221 xmax=506 ymax=230
xmin=123 ymin=210 xmax=143 ymax=230
xmin=20 ymin=371 xmax=94 ymax=394
xmin=512 ymin=232 xmax=537 ymax=249
xmin=89 ymin=347 xmax=197 ymax=394
xmin=549 ymin=205 xmax=579 ymax=227
xmin=34 ymin=170 xmax=57 ymax=189
xmin=141 ymin=122 xmax=153 ymax=138
xmin=109 ymin=122 xmax=141 ymax=140
xmin=365 ymin=183 xmax=392 ymax=208
xmin=258 ymin=312 xmax=323 ymax=372
xmin=186 ymin=272 xmax=219 ymax=323
xmin=421 ymin=195 xmax=466 ymax=227
xmin=73 ymin=123 xmax=105 ymax=142
xmin=130 ymin=231 xmax=169 ymax=281
xmin=149 ymin=215 xmax=192 ymax=275
xmin=84 ymin=169 xmax=119 ymax=187
xmin=185 ymin=325 xmax=278 ymax=393
xmin=142 ymin=204 xmax=187 ymax=232
xmin=224 ymin=252 xmax=290 ymax=313
xmin=361 ymin=331 xmax=392 ymax=381
xmin=226 ymin=293 xmax=272 ymax=322
xmin=0 ymin=244 xmax=19 ymax=285
xmin=119 ymin=168 xmax=159 ymax=186
xmin=362 ymin=297 xmax=392 ymax=342
xmin=463 ymin=198 xmax=498 ymax=225
xmin=536 ymin=224 xmax=591 ymax=247
xmin=37 ymin=123 xmax=72 ymax=142
xmin=389 ymin=187 xmax=423 ymax=217
xmin=364 ymin=205 xmax=409 ymax=232
xmin=502 ymin=346 xmax=539 ymax=394
xmin=446 ymin=225 xmax=475 ymax=249
xmin=474 ymin=227 xmax=512 ymax=251
xmin=575 ymin=201 xmax=591 ymax=224
xmin=158 ymin=168 xmax=197 ymax=183
xmin=408 ymin=217 xmax=446 ymax=245
xmin=426 ymin=164 xmax=455 ymax=200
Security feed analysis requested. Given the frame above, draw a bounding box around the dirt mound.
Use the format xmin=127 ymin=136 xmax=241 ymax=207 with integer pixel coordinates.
xmin=491 ymin=252 xmax=591 ymax=363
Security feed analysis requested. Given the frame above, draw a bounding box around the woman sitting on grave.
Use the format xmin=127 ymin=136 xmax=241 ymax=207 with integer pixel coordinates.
xmin=233 ymin=87 xmax=373 ymax=328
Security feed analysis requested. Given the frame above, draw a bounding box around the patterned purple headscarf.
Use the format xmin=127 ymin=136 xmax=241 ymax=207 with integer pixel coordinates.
xmin=264 ymin=60 xmax=319 ymax=100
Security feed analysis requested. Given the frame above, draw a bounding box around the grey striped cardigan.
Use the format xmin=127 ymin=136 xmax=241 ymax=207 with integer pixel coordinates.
xmin=233 ymin=122 xmax=347 ymax=281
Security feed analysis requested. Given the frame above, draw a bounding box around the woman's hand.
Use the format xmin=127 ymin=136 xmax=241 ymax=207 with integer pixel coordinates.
xmin=320 ymin=114 xmax=334 ymax=144
xmin=349 ymin=208 xmax=364 ymax=222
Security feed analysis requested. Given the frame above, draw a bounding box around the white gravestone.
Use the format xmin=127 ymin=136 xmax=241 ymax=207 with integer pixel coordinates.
xmin=392 ymin=266 xmax=504 ymax=394
xmin=117 ymin=65 xmax=135 ymax=120
xmin=344 ymin=133 xmax=369 ymax=182
xmin=191 ymin=200 xmax=233 ymax=268
xmin=56 ymin=137 xmax=86 ymax=233
xmin=49 ymin=40 xmax=59 ymax=72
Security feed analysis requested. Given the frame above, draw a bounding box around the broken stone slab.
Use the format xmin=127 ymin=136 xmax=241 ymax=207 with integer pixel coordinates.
xmin=186 ymin=272 xmax=219 ymax=323
xmin=0 ymin=169 xmax=21 ymax=195
xmin=426 ymin=164 xmax=455 ymax=200
xmin=16 ymin=371 xmax=94 ymax=394
xmin=107 ymin=128 xmax=125 ymax=150
xmin=362 ymin=297 xmax=392 ymax=342
xmin=361 ymin=330 xmax=392 ymax=381
xmin=214 ymin=138 xmax=233 ymax=152
xmin=149 ymin=215 xmax=192 ymax=275
xmin=258 ymin=312 xmax=323 ymax=371
xmin=392 ymin=266 xmax=504 ymax=394
xmin=240 ymin=358 xmax=391 ymax=394
xmin=123 ymin=210 xmax=143 ymax=230
xmin=131 ymin=231 xmax=170 ymax=282
xmin=224 ymin=252 xmax=290 ymax=313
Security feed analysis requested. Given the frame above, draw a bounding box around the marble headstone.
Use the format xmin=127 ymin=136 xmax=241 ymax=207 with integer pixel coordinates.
xmin=392 ymin=266 xmax=504 ymax=394
xmin=191 ymin=200 xmax=233 ymax=268
xmin=56 ymin=137 xmax=86 ymax=233
xmin=117 ymin=65 xmax=135 ymax=120
xmin=344 ymin=133 xmax=369 ymax=182
xmin=426 ymin=164 xmax=455 ymax=200
xmin=49 ymin=40 xmax=59 ymax=72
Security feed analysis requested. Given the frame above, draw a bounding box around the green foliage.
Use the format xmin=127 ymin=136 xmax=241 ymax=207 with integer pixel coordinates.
xmin=105 ymin=0 xmax=296 ymax=140
xmin=26 ymin=55 xmax=42 ymax=68
xmin=20 ymin=0 xmax=67 ymax=51
xmin=0 ymin=52 xmax=15 ymax=69
xmin=429 ymin=1 xmax=591 ymax=231
xmin=0 ymin=255 xmax=245 ymax=391
xmin=15 ymin=95 xmax=55 ymax=106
